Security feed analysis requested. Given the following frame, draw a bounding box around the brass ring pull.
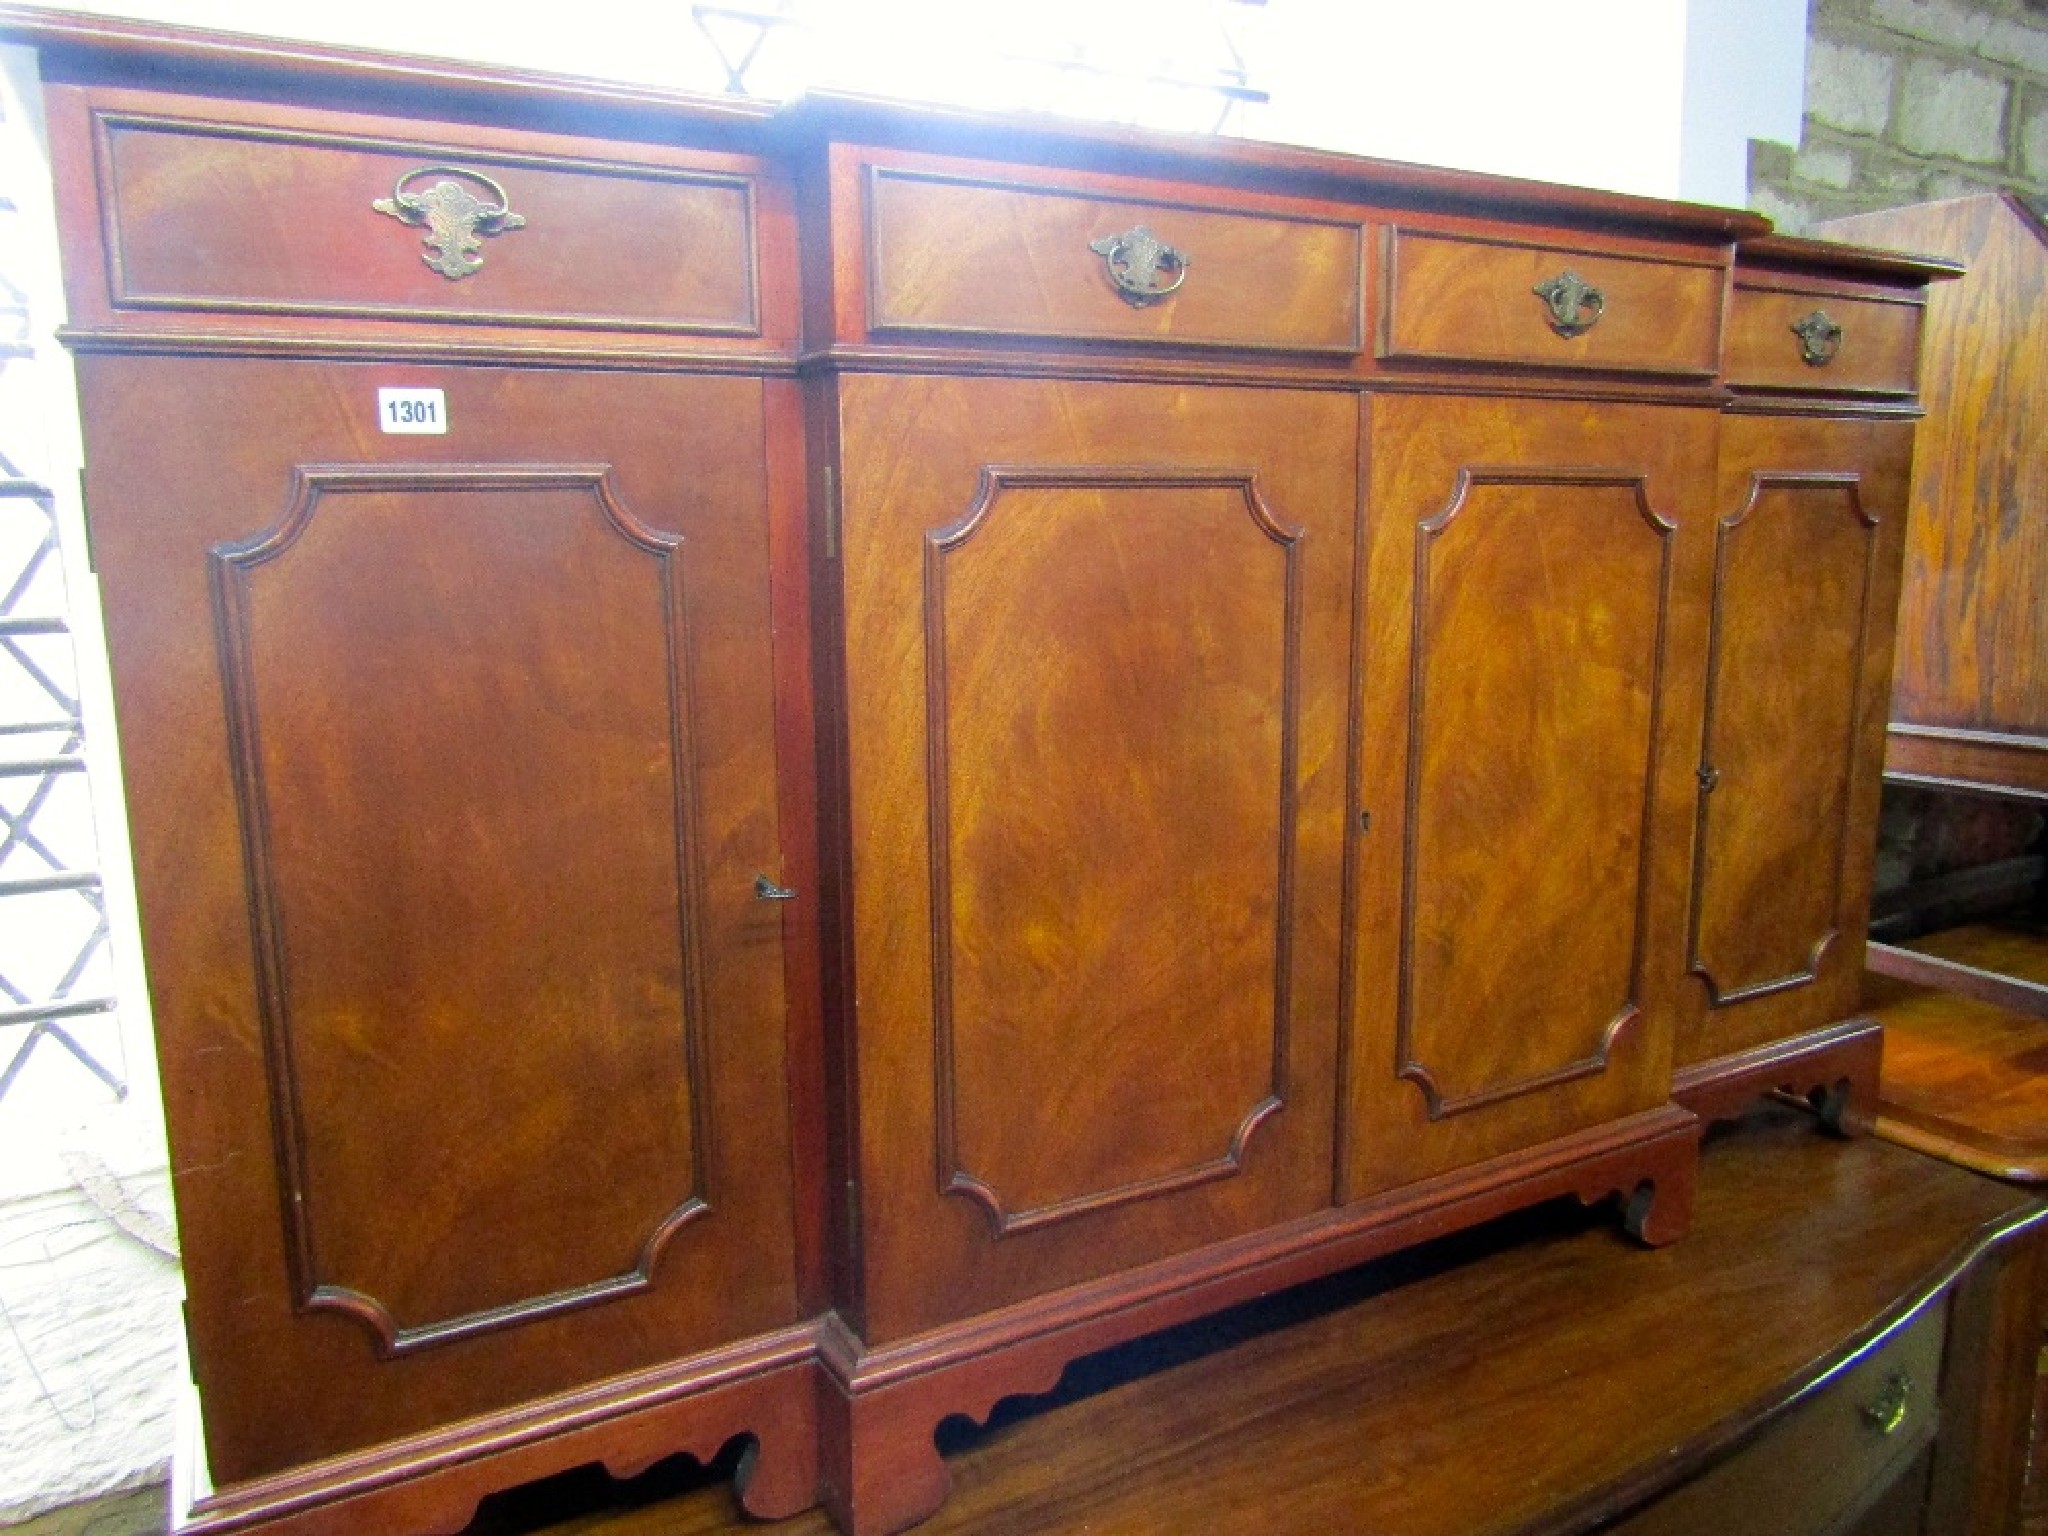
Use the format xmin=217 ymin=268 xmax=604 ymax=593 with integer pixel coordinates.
xmin=1089 ymin=226 xmax=1191 ymax=307
xmin=1791 ymin=309 xmax=1845 ymax=367
xmin=1861 ymin=1371 xmax=1911 ymax=1436
xmin=1533 ymin=270 xmax=1605 ymax=339
xmin=373 ymin=165 xmax=527 ymax=281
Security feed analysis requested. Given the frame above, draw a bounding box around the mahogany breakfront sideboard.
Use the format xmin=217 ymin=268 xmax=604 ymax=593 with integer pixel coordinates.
xmin=0 ymin=9 xmax=1965 ymax=1534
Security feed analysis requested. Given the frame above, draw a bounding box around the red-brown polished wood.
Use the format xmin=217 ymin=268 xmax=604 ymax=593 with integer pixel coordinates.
xmin=1678 ymin=415 xmax=1912 ymax=1062
xmin=0 ymin=10 xmax=1965 ymax=1535
xmin=79 ymin=355 xmax=810 ymax=1485
xmin=1866 ymin=924 xmax=2048 ymax=1184
xmin=466 ymin=1107 xmax=2048 ymax=1536
xmin=830 ymin=373 xmax=1357 ymax=1341
xmin=1346 ymin=395 xmax=1713 ymax=1195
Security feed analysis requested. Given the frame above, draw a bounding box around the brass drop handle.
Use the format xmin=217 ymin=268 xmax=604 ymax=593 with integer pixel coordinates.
xmin=373 ymin=165 xmax=527 ymax=281
xmin=754 ymin=874 xmax=799 ymax=902
xmin=1533 ymin=270 xmax=1605 ymax=338
xmin=1861 ymin=1371 xmax=1912 ymax=1436
xmin=1791 ymin=309 xmax=1845 ymax=367
xmin=1089 ymin=226 xmax=1191 ymax=307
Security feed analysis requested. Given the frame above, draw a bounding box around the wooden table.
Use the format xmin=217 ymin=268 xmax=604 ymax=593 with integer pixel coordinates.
xmin=462 ymin=1107 xmax=2047 ymax=1536
xmin=1866 ymin=920 xmax=2048 ymax=1183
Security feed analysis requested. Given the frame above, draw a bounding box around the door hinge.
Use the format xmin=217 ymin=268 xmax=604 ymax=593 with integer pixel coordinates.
xmin=821 ymin=465 xmax=839 ymax=561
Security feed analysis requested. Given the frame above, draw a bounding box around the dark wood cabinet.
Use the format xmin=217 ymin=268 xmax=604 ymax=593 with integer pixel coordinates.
xmin=0 ymin=11 xmax=1971 ymax=1536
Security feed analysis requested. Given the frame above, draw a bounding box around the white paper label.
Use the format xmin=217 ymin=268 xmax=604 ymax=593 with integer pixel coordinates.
xmin=377 ymin=388 xmax=447 ymax=435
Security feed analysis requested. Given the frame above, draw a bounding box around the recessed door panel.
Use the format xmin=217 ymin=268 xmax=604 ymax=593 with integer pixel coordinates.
xmin=80 ymin=357 xmax=804 ymax=1480
xmin=1402 ymin=471 xmax=1672 ymax=1115
xmin=213 ymin=467 xmax=709 ymax=1350
xmin=1347 ymin=396 xmax=1716 ymax=1200
xmin=930 ymin=469 xmax=1296 ymax=1234
xmin=837 ymin=374 xmax=1355 ymax=1341
xmin=1689 ymin=476 xmax=1875 ymax=1004
xmin=1675 ymin=415 xmax=1913 ymax=1066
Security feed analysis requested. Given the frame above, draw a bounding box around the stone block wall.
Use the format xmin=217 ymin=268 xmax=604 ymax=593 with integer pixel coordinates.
xmin=1750 ymin=0 xmax=2048 ymax=232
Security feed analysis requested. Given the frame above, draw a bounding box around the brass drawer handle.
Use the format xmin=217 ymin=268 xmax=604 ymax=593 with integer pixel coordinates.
xmin=1861 ymin=1371 xmax=1912 ymax=1436
xmin=1533 ymin=270 xmax=1605 ymax=339
xmin=373 ymin=165 xmax=528 ymax=281
xmin=1089 ymin=226 xmax=1191 ymax=307
xmin=1791 ymin=309 xmax=1844 ymax=367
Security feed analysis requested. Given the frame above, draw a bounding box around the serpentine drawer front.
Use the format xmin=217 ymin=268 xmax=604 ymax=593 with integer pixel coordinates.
xmin=1608 ymin=1299 xmax=1946 ymax=1535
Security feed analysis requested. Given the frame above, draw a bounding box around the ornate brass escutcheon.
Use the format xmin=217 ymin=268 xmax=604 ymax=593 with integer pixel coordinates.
xmin=1089 ymin=225 xmax=1191 ymax=307
xmin=1791 ymin=309 xmax=1845 ymax=367
xmin=1532 ymin=269 xmax=1605 ymax=339
xmin=373 ymin=165 xmax=527 ymax=280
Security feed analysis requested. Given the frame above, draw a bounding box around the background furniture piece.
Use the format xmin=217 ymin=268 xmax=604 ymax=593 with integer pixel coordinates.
xmin=1863 ymin=925 xmax=2048 ymax=1183
xmin=1816 ymin=195 xmax=2048 ymax=806
xmin=0 ymin=8 xmax=1958 ymax=1534
xmin=477 ymin=1105 xmax=2048 ymax=1536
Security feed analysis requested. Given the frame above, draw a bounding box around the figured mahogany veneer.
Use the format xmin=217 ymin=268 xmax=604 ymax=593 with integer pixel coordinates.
xmin=1379 ymin=226 xmax=1725 ymax=376
xmin=0 ymin=8 xmax=1962 ymax=1536
xmin=863 ymin=160 xmax=1365 ymax=353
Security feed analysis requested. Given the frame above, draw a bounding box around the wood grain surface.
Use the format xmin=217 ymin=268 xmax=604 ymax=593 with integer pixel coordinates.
xmin=1868 ymin=921 xmax=2048 ymax=1183
xmin=1818 ymin=196 xmax=2048 ymax=791
xmin=462 ymin=1106 xmax=2046 ymax=1536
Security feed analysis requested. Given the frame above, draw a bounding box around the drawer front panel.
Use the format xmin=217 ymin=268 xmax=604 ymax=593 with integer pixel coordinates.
xmin=1726 ymin=284 xmax=1923 ymax=394
xmin=1611 ymin=1301 xmax=1946 ymax=1536
xmin=866 ymin=167 xmax=1364 ymax=352
xmin=92 ymin=111 xmax=760 ymax=334
xmin=1382 ymin=227 xmax=1724 ymax=376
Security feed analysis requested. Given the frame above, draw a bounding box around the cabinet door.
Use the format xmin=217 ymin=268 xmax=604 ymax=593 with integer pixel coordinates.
xmin=834 ymin=374 xmax=1356 ymax=1341
xmin=1344 ymin=396 xmax=1716 ymax=1200
xmin=79 ymin=357 xmax=806 ymax=1481
xmin=1676 ymin=415 xmax=1912 ymax=1066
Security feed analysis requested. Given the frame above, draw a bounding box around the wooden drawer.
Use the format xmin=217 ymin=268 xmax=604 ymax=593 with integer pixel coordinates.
xmin=864 ymin=165 xmax=1365 ymax=353
xmin=1609 ymin=1299 xmax=1946 ymax=1535
xmin=1725 ymin=281 xmax=1924 ymax=395
xmin=86 ymin=108 xmax=761 ymax=335
xmin=1380 ymin=226 xmax=1724 ymax=377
